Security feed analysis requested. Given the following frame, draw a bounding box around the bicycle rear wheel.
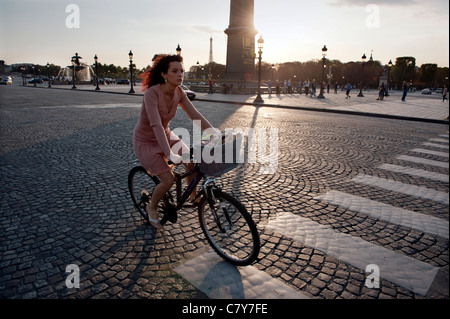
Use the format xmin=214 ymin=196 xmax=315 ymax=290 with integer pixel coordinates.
xmin=128 ymin=166 xmax=160 ymax=222
xmin=198 ymin=190 xmax=260 ymax=266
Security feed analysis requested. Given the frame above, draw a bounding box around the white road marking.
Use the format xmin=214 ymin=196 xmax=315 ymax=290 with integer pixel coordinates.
xmin=174 ymin=250 xmax=310 ymax=299
xmin=411 ymin=148 xmax=449 ymax=158
xmin=422 ymin=142 xmax=449 ymax=150
xmin=352 ymin=175 xmax=449 ymax=205
xmin=316 ymin=190 xmax=449 ymax=239
xmin=397 ymin=155 xmax=449 ymax=169
xmin=265 ymin=212 xmax=439 ymax=296
xmin=379 ymin=163 xmax=449 ymax=183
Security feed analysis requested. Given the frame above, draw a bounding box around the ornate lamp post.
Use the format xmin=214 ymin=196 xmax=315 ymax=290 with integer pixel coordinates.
xmin=94 ymin=55 xmax=100 ymax=91
xmin=46 ymin=63 xmax=52 ymax=88
xmin=128 ymin=50 xmax=135 ymax=94
xmin=32 ymin=65 xmax=36 ymax=87
xmin=21 ymin=66 xmax=26 ymax=86
xmin=176 ymin=44 xmax=182 ymax=56
xmin=318 ymin=45 xmax=328 ymax=99
xmin=254 ymin=35 xmax=264 ymax=104
xmin=386 ymin=59 xmax=392 ymax=97
xmin=71 ymin=53 xmax=82 ymax=89
xmin=357 ymin=53 xmax=366 ymax=97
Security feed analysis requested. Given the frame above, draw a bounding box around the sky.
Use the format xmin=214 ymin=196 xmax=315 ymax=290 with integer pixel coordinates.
xmin=0 ymin=0 xmax=449 ymax=71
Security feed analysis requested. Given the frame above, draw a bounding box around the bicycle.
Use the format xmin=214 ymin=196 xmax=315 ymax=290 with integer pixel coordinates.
xmin=128 ymin=133 xmax=260 ymax=266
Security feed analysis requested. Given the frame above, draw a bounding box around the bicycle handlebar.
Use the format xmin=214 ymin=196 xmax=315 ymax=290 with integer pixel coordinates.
xmin=167 ymin=147 xmax=195 ymax=166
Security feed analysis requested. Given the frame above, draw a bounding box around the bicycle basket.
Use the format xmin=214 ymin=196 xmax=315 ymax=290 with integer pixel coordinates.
xmin=193 ymin=132 xmax=243 ymax=177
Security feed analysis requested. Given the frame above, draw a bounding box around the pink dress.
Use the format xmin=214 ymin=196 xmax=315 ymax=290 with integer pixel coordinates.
xmin=133 ymin=84 xmax=212 ymax=176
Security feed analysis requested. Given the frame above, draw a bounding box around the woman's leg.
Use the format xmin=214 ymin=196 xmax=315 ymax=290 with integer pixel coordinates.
xmin=148 ymin=170 xmax=174 ymax=222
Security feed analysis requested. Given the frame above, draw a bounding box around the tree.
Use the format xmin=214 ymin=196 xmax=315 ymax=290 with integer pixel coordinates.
xmin=202 ymin=62 xmax=226 ymax=80
xmin=435 ymin=67 xmax=449 ymax=88
xmin=391 ymin=57 xmax=416 ymax=88
xmin=419 ymin=63 xmax=438 ymax=88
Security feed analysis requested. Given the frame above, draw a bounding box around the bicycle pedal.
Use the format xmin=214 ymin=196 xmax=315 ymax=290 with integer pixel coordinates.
xmin=140 ymin=190 xmax=150 ymax=202
xmin=167 ymin=210 xmax=178 ymax=223
xmin=160 ymin=215 xmax=169 ymax=226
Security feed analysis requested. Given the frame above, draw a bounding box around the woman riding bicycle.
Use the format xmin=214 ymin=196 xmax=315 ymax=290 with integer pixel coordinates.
xmin=133 ymin=54 xmax=219 ymax=229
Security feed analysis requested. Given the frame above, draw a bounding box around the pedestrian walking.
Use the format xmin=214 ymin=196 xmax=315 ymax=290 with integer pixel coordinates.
xmin=443 ymin=85 xmax=448 ymax=102
xmin=288 ymin=79 xmax=292 ymax=94
xmin=133 ymin=54 xmax=219 ymax=228
xmin=377 ymin=83 xmax=386 ymax=100
xmin=310 ymin=81 xmax=316 ymax=97
xmin=275 ymin=80 xmax=280 ymax=95
xmin=345 ymin=82 xmax=351 ymax=99
xmin=267 ymin=79 xmax=272 ymax=96
xmin=401 ymin=81 xmax=409 ymax=102
xmin=305 ymin=80 xmax=310 ymax=96
xmin=334 ymin=82 xmax=338 ymax=94
xmin=208 ymin=78 xmax=213 ymax=94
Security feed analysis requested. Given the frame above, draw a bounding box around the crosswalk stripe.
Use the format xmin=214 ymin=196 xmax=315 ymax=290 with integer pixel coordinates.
xmin=316 ymin=190 xmax=449 ymax=239
xmin=174 ymin=250 xmax=310 ymax=299
xmin=379 ymin=163 xmax=449 ymax=183
xmin=265 ymin=212 xmax=439 ymax=296
xmin=397 ymin=155 xmax=448 ymax=169
xmin=429 ymin=138 xmax=449 ymax=144
xmin=352 ymin=175 xmax=449 ymax=205
xmin=411 ymin=148 xmax=449 ymax=158
xmin=422 ymin=142 xmax=449 ymax=150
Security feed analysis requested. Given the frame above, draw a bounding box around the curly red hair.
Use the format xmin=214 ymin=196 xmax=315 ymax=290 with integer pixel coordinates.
xmin=139 ymin=54 xmax=183 ymax=92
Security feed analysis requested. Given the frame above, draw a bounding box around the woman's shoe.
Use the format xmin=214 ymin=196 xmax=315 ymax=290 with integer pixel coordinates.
xmin=146 ymin=203 xmax=162 ymax=229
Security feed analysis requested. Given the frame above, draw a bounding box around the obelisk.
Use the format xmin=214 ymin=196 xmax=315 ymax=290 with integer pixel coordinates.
xmin=223 ymin=0 xmax=258 ymax=81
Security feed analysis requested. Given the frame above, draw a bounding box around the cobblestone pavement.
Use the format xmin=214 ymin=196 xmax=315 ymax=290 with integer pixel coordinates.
xmin=0 ymin=85 xmax=448 ymax=300
xmin=46 ymin=82 xmax=450 ymax=123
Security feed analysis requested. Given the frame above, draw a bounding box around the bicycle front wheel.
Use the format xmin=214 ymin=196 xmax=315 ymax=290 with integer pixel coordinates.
xmin=198 ymin=190 xmax=260 ymax=266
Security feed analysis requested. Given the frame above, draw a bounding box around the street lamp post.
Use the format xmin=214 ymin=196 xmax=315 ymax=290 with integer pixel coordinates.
xmin=357 ymin=53 xmax=366 ymax=97
xmin=254 ymin=35 xmax=264 ymax=104
xmin=94 ymin=55 xmax=100 ymax=91
xmin=318 ymin=45 xmax=328 ymax=99
xmin=32 ymin=66 xmax=36 ymax=87
xmin=46 ymin=63 xmax=52 ymax=88
xmin=128 ymin=50 xmax=135 ymax=94
xmin=71 ymin=53 xmax=82 ymax=89
xmin=386 ymin=59 xmax=392 ymax=97
xmin=176 ymin=44 xmax=182 ymax=56
xmin=21 ymin=67 xmax=26 ymax=86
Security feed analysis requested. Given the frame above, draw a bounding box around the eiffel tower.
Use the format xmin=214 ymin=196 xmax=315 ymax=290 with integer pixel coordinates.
xmin=209 ymin=36 xmax=214 ymax=63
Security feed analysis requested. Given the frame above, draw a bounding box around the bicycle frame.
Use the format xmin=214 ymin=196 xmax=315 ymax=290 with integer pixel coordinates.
xmin=169 ymin=163 xmax=229 ymax=232
xmin=172 ymin=165 xmax=203 ymax=209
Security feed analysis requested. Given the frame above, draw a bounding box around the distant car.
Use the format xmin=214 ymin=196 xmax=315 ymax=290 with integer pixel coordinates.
xmin=0 ymin=76 xmax=12 ymax=85
xmin=435 ymin=88 xmax=443 ymax=94
xmin=116 ymin=79 xmax=130 ymax=85
xmin=28 ymin=78 xmax=43 ymax=84
xmin=421 ymin=88 xmax=432 ymax=95
xmin=181 ymin=84 xmax=196 ymax=101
